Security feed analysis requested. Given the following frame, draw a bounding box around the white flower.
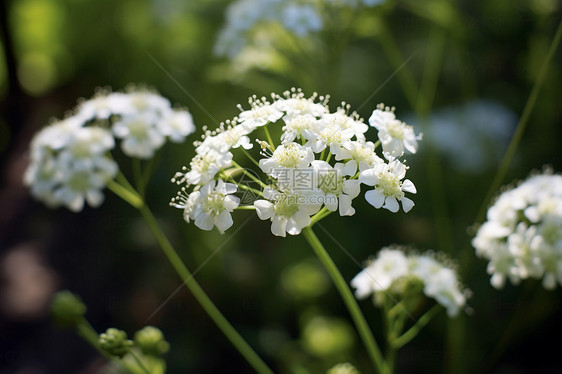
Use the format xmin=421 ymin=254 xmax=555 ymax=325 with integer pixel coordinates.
xmin=280 ymin=4 xmax=322 ymax=36
xmin=259 ymin=142 xmax=314 ymax=177
xmin=75 ymin=92 xmax=133 ymax=120
xmin=307 ymin=120 xmax=355 ymax=154
xmin=24 ymin=123 xmax=118 ymax=212
xmin=112 ymin=113 xmax=165 ymax=159
xmin=369 ymin=105 xmax=419 ymax=157
xmin=280 ymin=114 xmax=320 ymax=144
xmin=159 ymin=110 xmax=196 ymax=143
xmin=352 ymin=247 xmax=468 ymax=317
xmin=311 ymin=160 xmax=360 ymax=216
xmin=473 ymin=171 xmax=562 ymax=289
xmin=275 ymin=96 xmax=328 ymax=119
xmin=359 ymin=159 xmax=416 ymax=213
xmin=188 ymin=179 xmax=240 ymax=234
xmin=185 ymin=150 xmax=233 ymax=186
xmin=254 ymin=187 xmax=321 ymax=237
xmin=333 ymin=140 xmax=384 ymax=170
xmin=238 ymin=102 xmax=283 ymax=132
xmin=351 ymin=249 xmax=409 ymax=297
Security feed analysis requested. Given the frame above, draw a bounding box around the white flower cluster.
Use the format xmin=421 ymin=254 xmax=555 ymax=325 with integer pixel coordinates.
xmin=214 ymin=0 xmax=383 ymax=59
xmin=24 ymin=88 xmax=195 ymax=211
xmin=472 ymin=171 xmax=562 ymax=290
xmin=171 ymin=88 xmax=420 ymax=236
xmin=351 ymin=246 xmax=468 ymax=317
xmin=24 ymin=117 xmax=118 ymax=211
xmin=75 ymin=88 xmax=195 ymax=159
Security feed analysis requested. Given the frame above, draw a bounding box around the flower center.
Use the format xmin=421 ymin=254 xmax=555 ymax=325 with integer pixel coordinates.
xmin=319 ymin=172 xmax=344 ymax=195
xmin=202 ymin=191 xmax=225 ymax=216
xmin=67 ymin=172 xmax=91 ymax=192
xmin=377 ymin=171 xmax=403 ymax=199
xmin=275 ymin=194 xmax=300 ymax=217
xmin=386 ymin=121 xmax=404 ymax=139
xmin=320 ymin=124 xmax=342 ymax=145
xmin=274 ymin=144 xmax=302 ymax=168
xmin=129 ymin=120 xmax=149 ymax=138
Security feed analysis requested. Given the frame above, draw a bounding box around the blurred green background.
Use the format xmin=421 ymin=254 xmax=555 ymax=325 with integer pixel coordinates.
xmin=1 ymin=0 xmax=561 ymax=373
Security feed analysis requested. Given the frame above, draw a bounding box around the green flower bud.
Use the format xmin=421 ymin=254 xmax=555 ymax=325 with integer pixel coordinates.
xmin=99 ymin=328 xmax=133 ymax=358
xmin=50 ymin=290 xmax=87 ymax=328
xmin=134 ymin=326 xmax=170 ymax=356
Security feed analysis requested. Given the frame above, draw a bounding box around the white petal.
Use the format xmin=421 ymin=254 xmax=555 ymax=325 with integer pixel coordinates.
xmin=254 ymin=200 xmax=274 ymax=220
xmin=223 ymin=195 xmax=240 ymax=211
xmin=402 ymin=179 xmax=417 ymax=194
xmin=338 ymin=195 xmax=355 ymax=216
xmin=342 ymin=180 xmax=361 ymax=198
xmin=401 ymin=197 xmax=415 ymax=213
xmin=365 ymin=189 xmax=385 ymax=208
xmin=271 ymin=215 xmax=287 ymax=237
xmin=324 ymin=194 xmax=338 ymax=211
xmin=215 ymin=210 xmax=234 ymax=234
xmin=195 ymin=212 xmax=215 ymax=231
xmin=358 ymin=169 xmax=378 ymax=186
xmin=383 ymin=197 xmax=399 ymax=212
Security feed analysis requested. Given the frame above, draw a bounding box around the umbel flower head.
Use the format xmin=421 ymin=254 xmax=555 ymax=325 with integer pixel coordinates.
xmin=472 ymin=170 xmax=562 ymax=289
xmin=171 ymin=88 xmax=421 ymax=236
xmin=351 ymin=246 xmax=469 ymax=317
xmin=24 ymin=86 xmax=195 ymax=211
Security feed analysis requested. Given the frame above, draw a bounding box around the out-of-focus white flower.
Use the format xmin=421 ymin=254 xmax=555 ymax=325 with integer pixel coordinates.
xmin=24 ymin=122 xmax=118 ymax=212
xmin=113 ymin=113 xmax=166 ymax=159
xmin=281 ymin=4 xmax=322 ymax=36
xmin=408 ymin=100 xmax=516 ymax=172
xmin=369 ymin=104 xmax=420 ymax=157
xmin=359 ymin=159 xmax=416 ymax=213
xmin=351 ymin=246 xmax=468 ymax=317
xmin=473 ymin=171 xmax=562 ymax=289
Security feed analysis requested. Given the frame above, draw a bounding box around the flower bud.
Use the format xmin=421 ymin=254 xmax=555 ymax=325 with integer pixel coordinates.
xmin=134 ymin=326 xmax=170 ymax=356
xmin=50 ymin=291 xmax=86 ymax=328
xmin=99 ymin=328 xmax=133 ymax=358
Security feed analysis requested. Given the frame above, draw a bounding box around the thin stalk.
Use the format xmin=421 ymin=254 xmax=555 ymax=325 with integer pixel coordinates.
xmin=138 ymin=204 xmax=273 ymax=374
xmin=310 ymin=207 xmax=332 ymax=226
xmin=129 ymin=350 xmax=151 ymax=374
xmin=231 ymin=160 xmax=269 ymax=189
xmin=241 ymin=148 xmax=261 ymax=168
xmin=476 ymin=20 xmax=562 ymax=223
xmin=263 ymin=126 xmax=276 ymax=150
xmin=302 ymin=227 xmax=386 ymax=373
xmin=236 ymin=205 xmax=257 ymax=210
xmin=107 ymin=180 xmax=143 ymax=209
xmin=133 ymin=159 xmax=145 ymax=198
xmin=391 ymin=304 xmax=442 ymax=349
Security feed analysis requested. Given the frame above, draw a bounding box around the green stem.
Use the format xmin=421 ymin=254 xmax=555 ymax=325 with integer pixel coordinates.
xmin=310 ymin=207 xmax=332 ymax=226
xmin=476 ymin=20 xmax=562 ymax=223
xmin=236 ymin=205 xmax=257 ymax=210
xmin=133 ymin=159 xmax=145 ymax=198
xmin=263 ymin=125 xmax=276 ymax=150
xmin=107 ymin=180 xmax=144 ymax=209
xmin=241 ymin=147 xmax=261 ymax=168
xmin=325 ymin=152 xmax=332 ymax=163
xmin=76 ymin=318 xmax=103 ymax=353
xmin=129 ymin=350 xmax=151 ymax=374
xmin=138 ymin=204 xmax=273 ymax=374
xmin=391 ymin=304 xmax=442 ymax=349
xmin=302 ymin=227 xmax=386 ymax=373
xmin=231 ymin=160 xmax=269 ymax=189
